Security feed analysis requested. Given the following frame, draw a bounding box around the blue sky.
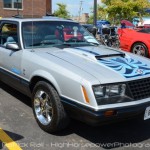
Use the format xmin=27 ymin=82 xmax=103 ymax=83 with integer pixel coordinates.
xmin=52 ymin=0 xmax=102 ymax=16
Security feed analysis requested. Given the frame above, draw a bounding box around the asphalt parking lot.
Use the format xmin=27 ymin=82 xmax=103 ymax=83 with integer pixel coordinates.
xmin=0 ymin=81 xmax=150 ymax=150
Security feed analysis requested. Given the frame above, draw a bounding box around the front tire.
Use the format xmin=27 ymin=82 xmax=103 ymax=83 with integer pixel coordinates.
xmin=132 ymin=42 xmax=149 ymax=57
xmin=32 ymin=81 xmax=69 ymax=133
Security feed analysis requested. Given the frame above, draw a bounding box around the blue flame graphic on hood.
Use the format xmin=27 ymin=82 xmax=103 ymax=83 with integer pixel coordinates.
xmin=72 ymin=47 xmax=150 ymax=78
xmin=100 ymin=57 xmax=150 ymax=78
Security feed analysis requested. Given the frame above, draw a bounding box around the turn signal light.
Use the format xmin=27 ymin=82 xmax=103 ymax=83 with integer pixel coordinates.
xmin=104 ymin=110 xmax=116 ymax=117
xmin=82 ymin=86 xmax=90 ymax=103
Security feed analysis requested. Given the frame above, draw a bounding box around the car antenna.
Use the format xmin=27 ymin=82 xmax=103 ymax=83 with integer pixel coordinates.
xmin=31 ymin=0 xmax=34 ymax=52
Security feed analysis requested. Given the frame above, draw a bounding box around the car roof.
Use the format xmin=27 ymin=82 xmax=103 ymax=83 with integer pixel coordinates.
xmin=0 ymin=16 xmax=75 ymax=23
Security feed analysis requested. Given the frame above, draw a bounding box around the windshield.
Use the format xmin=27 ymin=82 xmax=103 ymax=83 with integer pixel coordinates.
xmin=22 ymin=21 xmax=100 ymax=49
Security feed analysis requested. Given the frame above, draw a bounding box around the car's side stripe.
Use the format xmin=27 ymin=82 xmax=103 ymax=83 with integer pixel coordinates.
xmin=0 ymin=67 xmax=29 ymax=82
xmin=11 ymin=67 xmax=21 ymax=75
xmin=0 ymin=67 xmax=31 ymax=96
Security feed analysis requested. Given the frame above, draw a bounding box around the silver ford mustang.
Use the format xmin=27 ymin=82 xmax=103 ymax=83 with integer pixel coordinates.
xmin=0 ymin=17 xmax=150 ymax=133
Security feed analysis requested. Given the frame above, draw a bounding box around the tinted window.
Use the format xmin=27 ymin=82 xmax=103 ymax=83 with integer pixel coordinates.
xmin=3 ymin=0 xmax=22 ymax=9
xmin=0 ymin=23 xmax=18 ymax=47
xmin=22 ymin=21 xmax=99 ymax=49
xmin=137 ymin=28 xmax=150 ymax=33
xmin=3 ymin=0 xmax=12 ymax=8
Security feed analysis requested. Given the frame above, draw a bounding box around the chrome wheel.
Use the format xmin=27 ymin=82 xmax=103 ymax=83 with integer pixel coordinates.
xmin=32 ymin=81 xmax=69 ymax=132
xmin=34 ymin=90 xmax=53 ymax=125
xmin=132 ymin=44 xmax=146 ymax=56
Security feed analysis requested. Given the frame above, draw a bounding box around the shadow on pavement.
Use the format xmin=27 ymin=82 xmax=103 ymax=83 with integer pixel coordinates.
xmin=0 ymin=81 xmax=31 ymax=107
xmin=57 ymin=115 xmax=150 ymax=149
xmin=0 ymin=130 xmax=24 ymax=149
xmin=58 ymin=119 xmax=150 ymax=149
xmin=1 ymin=81 xmax=150 ymax=149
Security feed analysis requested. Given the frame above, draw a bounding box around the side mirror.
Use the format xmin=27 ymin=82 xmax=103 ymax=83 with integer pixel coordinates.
xmin=6 ymin=43 xmax=20 ymax=51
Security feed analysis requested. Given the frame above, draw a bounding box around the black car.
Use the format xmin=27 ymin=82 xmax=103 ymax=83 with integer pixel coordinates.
xmin=82 ymin=24 xmax=97 ymax=37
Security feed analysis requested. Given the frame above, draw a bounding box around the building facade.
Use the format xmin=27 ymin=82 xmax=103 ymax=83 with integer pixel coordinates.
xmin=72 ymin=13 xmax=89 ymax=24
xmin=0 ymin=0 xmax=52 ymax=18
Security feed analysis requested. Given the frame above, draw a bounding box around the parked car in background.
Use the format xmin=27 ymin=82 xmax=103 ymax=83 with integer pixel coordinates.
xmin=133 ymin=17 xmax=150 ymax=27
xmin=82 ymin=24 xmax=97 ymax=37
xmin=98 ymin=26 xmax=119 ymax=48
xmin=97 ymin=20 xmax=111 ymax=35
xmin=118 ymin=28 xmax=150 ymax=57
xmin=96 ymin=20 xmax=120 ymax=48
xmin=120 ymin=20 xmax=135 ymax=29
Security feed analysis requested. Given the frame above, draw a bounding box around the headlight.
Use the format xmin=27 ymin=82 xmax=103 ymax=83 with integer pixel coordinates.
xmin=93 ymin=84 xmax=126 ymax=99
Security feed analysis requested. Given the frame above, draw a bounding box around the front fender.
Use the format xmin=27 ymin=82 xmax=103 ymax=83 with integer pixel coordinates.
xmin=29 ymin=70 xmax=61 ymax=95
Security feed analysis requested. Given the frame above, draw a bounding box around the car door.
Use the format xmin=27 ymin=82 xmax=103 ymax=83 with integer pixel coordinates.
xmin=0 ymin=21 xmax=23 ymax=90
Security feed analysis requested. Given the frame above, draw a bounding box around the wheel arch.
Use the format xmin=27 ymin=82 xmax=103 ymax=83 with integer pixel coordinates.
xmin=29 ymin=71 xmax=61 ymax=95
xmin=130 ymin=41 xmax=149 ymax=57
xmin=130 ymin=41 xmax=148 ymax=52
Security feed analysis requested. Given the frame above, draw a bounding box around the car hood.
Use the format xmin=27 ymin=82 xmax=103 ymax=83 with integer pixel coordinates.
xmin=38 ymin=45 xmax=150 ymax=84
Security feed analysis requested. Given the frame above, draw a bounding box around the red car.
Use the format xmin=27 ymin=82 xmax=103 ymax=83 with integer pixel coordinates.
xmin=118 ymin=28 xmax=150 ymax=58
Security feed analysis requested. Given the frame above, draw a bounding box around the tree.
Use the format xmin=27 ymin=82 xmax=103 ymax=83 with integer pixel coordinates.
xmin=87 ymin=15 xmax=94 ymax=24
xmin=97 ymin=5 xmax=107 ymax=20
xmin=100 ymin=0 xmax=150 ymax=24
xmin=87 ymin=5 xmax=107 ymax=24
xmin=101 ymin=0 xmax=112 ymax=5
xmin=53 ymin=3 xmax=70 ymax=19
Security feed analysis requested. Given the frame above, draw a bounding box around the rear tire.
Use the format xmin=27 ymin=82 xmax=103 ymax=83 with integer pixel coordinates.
xmin=132 ymin=42 xmax=149 ymax=57
xmin=32 ymin=81 xmax=69 ymax=133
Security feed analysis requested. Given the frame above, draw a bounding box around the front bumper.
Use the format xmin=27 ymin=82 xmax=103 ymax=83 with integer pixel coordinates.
xmin=61 ymin=97 xmax=150 ymax=126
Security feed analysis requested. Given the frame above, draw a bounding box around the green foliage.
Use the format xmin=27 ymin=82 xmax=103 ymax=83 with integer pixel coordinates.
xmin=99 ymin=0 xmax=150 ymax=24
xmin=88 ymin=5 xmax=107 ymax=24
xmin=97 ymin=5 xmax=108 ymax=20
xmin=53 ymin=3 xmax=70 ymax=19
xmin=87 ymin=15 xmax=94 ymax=24
xmin=101 ymin=0 xmax=112 ymax=5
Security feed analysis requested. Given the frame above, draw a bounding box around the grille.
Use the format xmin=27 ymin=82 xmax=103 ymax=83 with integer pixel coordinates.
xmin=128 ymin=78 xmax=150 ymax=100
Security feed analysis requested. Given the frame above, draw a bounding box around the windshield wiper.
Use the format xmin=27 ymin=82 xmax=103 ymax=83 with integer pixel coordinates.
xmin=65 ymin=38 xmax=86 ymax=43
xmin=65 ymin=39 xmax=99 ymax=46
xmin=61 ymin=43 xmax=72 ymax=46
xmin=30 ymin=41 xmax=56 ymax=46
xmin=86 ymin=42 xmax=99 ymax=46
xmin=95 ymin=53 xmax=125 ymax=59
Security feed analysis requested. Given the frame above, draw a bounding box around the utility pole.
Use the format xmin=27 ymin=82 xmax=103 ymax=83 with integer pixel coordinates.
xmin=78 ymin=0 xmax=83 ymax=22
xmin=16 ymin=0 xmax=19 ymax=16
xmin=93 ymin=0 xmax=97 ymax=26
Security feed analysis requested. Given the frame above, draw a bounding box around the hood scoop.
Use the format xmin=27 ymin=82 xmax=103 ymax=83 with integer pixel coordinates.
xmin=95 ymin=53 xmax=125 ymax=60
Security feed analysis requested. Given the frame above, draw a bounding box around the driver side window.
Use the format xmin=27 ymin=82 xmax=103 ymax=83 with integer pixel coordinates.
xmin=0 ymin=23 xmax=18 ymax=47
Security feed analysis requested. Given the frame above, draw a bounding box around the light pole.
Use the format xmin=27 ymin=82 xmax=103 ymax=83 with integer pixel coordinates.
xmin=93 ymin=0 xmax=97 ymax=26
xmin=78 ymin=0 xmax=83 ymax=22
xmin=16 ymin=0 xmax=19 ymax=16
